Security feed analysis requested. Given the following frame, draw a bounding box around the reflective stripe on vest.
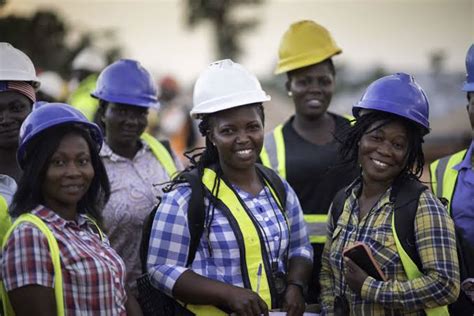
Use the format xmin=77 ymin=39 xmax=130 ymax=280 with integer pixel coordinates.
xmin=429 ymin=150 xmax=466 ymax=215
xmin=391 ymin=214 xmax=449 ymax=316
xmin=1 ymin=214 xmax=65 ymax=316
xmin=260 ymin=124 xmax=286 ymax=179
xmin=304 ymin=214 xmax=328 ymax=244
xmin=140 ymin=132 xmax=178 ymax=178
xmin=0 ymin=196 xmax=12 ymax=246
xmin=342 ymin=114 xmax=355 ymax=125
xmin=184 ymin=168 xmax=274 ymax=315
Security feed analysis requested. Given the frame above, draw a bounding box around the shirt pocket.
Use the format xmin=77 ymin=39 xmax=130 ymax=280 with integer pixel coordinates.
xmin=369 ymin=228 xmax=399 ymax=271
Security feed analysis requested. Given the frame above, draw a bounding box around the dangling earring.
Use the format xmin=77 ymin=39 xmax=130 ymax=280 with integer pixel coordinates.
xmin=287 ymin=91 xmax=293 ymax=97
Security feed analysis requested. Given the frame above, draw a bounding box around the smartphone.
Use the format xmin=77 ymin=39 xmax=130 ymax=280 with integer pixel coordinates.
xmin=343 ymin=242 xmax=387 ymax=281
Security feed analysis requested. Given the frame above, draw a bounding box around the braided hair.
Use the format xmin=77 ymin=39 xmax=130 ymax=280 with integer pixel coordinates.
xmin=339 ymin=111 xmax=425 ymax=179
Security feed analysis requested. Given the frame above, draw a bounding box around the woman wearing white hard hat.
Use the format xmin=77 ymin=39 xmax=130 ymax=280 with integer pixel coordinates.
xmin=146 ymin=60 xmax=313 ymax=316
xmin=0 ymin=42 xmax=39 ymax=243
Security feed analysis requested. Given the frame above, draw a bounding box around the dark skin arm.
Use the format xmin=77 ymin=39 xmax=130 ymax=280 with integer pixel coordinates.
xmin=282 ymin=257 xmax=313 ymax=316
xmin=344 ymin=257 xmax=369 ymax=295
xmin=125 ymin=288 xmax=143 ymax=316
xmin=9 ymin=285 xmax=56 ymax=316
xmin=173 ymin=269 xmax=269 ymax=316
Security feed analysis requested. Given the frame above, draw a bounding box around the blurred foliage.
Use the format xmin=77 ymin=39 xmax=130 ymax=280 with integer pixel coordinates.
xmin=185 ymin=0 xmax=265 ymax=60
xmin=0 ymin=9 xmax=121 ymax=78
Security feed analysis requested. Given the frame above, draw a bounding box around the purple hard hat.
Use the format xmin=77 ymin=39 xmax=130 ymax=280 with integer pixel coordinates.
xmin=17 ymin=102 xmax=103 ymax=169
xmin=353 ymin=73 xmax=430 ymax=135
xmin=462 ymin=44 xmax=474 ymax=92
xmin=91 ymin=59 xmax=159 ymax=108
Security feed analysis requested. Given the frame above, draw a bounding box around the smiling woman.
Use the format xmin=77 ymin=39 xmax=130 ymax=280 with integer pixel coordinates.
xmin=146 ymin=59 xmax=313 ymax=316
xmin=1 ymin=103 xmax=142 ymax=315
xmin=320 ymin=73 xmax=460 ymax=316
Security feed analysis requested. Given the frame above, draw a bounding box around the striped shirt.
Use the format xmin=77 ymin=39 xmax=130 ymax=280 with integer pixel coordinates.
xmin=1 ymin=206 xmax=127 ymax=315
xmin=147 ymin=177 xmax=313 ymax=297
xmin=320 ymin=179 xmax=459 ymax=315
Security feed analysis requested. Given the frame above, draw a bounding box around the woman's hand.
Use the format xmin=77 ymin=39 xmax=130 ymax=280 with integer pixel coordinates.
xmin=281 ymin=284 xmax=305 ymax=316
xmin=226 ymin=286 xmax=269 ymax=316
xmin=344 ymin=257 xmax=368 ymax=295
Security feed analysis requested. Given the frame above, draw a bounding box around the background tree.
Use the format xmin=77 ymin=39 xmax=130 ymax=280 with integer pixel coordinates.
xmin=0 ymin=9 xmax=120 ymax=78
xmin=185 ymin=0 xmax=265 ymax=60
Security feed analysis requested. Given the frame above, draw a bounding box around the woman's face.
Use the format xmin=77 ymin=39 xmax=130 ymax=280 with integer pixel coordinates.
xmin=286 ymin=61 xmax=335 ymax=120
xmin=209 ymin=105 xmax=264 ymax=173
xmin=102 ymin=102 xmax=148 ymax=148
xmin=42 ymin=133 xmax=95 ymax=213
xmin=358 ymin=120 xmax=409 ymax=186
xmin=0 ymin=91 xmax=31 ymax=149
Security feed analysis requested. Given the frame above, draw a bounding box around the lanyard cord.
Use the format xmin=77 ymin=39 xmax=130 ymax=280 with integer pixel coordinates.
xmin=337 ymin=187 xmax=391 ymax=296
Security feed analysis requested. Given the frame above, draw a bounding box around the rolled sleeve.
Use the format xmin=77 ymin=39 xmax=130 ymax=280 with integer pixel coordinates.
xmin=146 ymin=186 xmax=193 ymax=296
xmin=284 ymin=180 xmax=313 ymax=262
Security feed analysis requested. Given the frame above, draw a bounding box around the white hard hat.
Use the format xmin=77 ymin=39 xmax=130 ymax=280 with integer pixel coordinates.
xmin=0 ymin=42 xmax=40 ymax=89
xmin=72 ymin=47 xmax=106 ymax=72
xmin=191 ymin=59 xmax=270 ymax=119
xmin=38 ymin=71 xmax=64 ymax=100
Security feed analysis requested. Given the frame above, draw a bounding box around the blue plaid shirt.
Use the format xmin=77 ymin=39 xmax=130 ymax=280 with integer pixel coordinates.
xmin=147 ymin=178 xmax=313 ymax=296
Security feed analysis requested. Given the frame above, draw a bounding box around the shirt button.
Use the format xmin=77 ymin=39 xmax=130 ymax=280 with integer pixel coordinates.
xmin=274 ymin=236 xmax=280 ymax=241
xmin=264 ymin=217 xmax=269 ymax=222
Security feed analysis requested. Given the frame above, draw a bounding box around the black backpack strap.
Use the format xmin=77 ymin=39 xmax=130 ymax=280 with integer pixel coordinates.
xmin=181 ymin=169 xmax=205 ymax=267
xmin=140 ymin=200 xmax=161 ymax=273
xmin=331 ymin=188 xmax=347 ymax=227
xmin=256 ymin=163 xmax=286 ymax=210
xmin=392 ymin=177 xmax=427 ymax=272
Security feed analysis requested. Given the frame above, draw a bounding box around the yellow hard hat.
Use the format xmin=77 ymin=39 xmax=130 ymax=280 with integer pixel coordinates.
xmin=275 ymin=20 xmax=342 ymax=75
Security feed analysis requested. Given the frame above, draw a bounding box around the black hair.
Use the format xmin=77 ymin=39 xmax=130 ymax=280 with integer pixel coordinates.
xmin=10 ymin=124 xmax=110 ymax=226
xmin=164 ymin=103 xmax=265 ymax=189
xmin=338 ymin=111 xmax=425 ymax=179
xmin=162 ymin=103 xmax=265 ymax=254
xmin=287 ymin=58 xmax=336 ymax=80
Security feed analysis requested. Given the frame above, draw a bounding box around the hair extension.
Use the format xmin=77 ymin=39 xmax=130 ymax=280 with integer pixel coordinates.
xmin=338 ymin=111 xmax=425 ymax=179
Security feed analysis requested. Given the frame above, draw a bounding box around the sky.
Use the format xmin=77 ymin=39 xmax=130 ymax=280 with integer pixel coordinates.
xmin=2 ymin=0 xmax=473 ymax=85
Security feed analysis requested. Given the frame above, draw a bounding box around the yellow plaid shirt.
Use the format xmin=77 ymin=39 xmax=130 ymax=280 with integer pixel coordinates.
xmin=320 ymin=179 xmax=460 ymax=315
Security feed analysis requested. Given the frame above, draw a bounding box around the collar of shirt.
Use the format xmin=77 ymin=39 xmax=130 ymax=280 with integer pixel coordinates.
xmin=31 ymin=205 xmax=90 ymax=230
xmin=99 ymin=140 xmax=151 ymax=162
xmin=453 ymin=141 xmax=474 ymax=171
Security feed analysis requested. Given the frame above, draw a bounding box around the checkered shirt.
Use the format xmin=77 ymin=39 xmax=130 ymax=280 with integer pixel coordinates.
xmin=1 ymin=206 xmax=128 ymax=315
xmin=320 ymin=180 xmax=460 ymax=315
xmin=147 ymin=177 xmax=313 ymax=296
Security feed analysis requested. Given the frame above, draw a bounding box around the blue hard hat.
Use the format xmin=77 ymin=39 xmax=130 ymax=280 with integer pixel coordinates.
xmin=91 ymin=59 xmax=159 ymax=108
xmin=17 ymin=102 xmax=103 ymax=169
xmin=462 ymin=44 xmax=474 ymax=92
xmin=353 ymin=73 xmax=430 ymax=135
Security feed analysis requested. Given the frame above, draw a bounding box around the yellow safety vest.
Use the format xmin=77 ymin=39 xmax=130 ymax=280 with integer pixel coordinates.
xmin=183 ymin=168 xmax=282 ymax=315
xmin=0 ymin=196 xmax=12 ymax=246
xmin=260 ymin=123 xmax=329 ymax=244
xmin=429 ymin=149 xmax=467 ymax=214
xmin=1 ymin=214 xmax=65 ymax=316
xmin=0 ymin=213 xmax=104 ymax=316
xmin=140 ymin=132 xmax=178 ymax=179
xmin=392 ymin=215 xmax=449 ymax=316
xmin=68 ymin=74 xmax=100 ymax=122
